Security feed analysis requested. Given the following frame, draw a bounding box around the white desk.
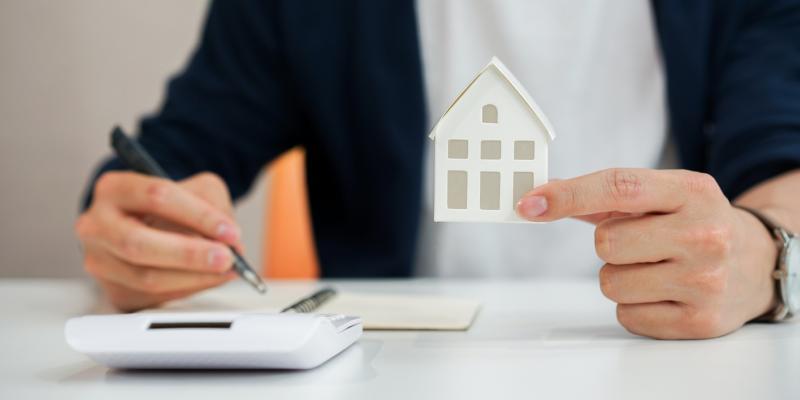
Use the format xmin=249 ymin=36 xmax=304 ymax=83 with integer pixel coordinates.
xmin=1 ymin=278 xmax=798 ymax=399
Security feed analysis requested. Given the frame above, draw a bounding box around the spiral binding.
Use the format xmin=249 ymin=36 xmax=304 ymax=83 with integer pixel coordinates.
xmin=281 ymin=287 xmax=337 ymax=313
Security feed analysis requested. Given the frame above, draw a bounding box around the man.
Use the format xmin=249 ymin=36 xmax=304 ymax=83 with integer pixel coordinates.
xmin=76 ymin=1 xmax=800 ymax=339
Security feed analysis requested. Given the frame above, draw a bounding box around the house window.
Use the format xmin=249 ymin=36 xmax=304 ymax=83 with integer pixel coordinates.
xmin=482 ymin=104 xmax=498 ymax=123
xmin=448 ymin=139 xmax=468 ymax=159
xmin=480 ymin=171 xmax=500 ymax=210
xmin=481 ymin=140 xmax=501 ymax=159
xmin=447 ymin=170 xmax=468 ymax=209
xmin=513 ymin=172 xmax=534 ymax=208
xmin=514 ymin=140 xmax=535 ymax=160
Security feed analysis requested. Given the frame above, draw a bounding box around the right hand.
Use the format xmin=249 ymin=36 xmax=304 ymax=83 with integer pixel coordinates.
xmin=75 ymin=171 xmax=244 ymax=312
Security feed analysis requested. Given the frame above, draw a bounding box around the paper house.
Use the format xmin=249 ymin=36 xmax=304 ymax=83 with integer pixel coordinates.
xmin=429 ymin=57 xmax=556 ymax=223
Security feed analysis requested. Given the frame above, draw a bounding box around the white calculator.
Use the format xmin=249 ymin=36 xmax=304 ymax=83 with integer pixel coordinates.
xmin=65 ymin=312 xmax=362 ymax=369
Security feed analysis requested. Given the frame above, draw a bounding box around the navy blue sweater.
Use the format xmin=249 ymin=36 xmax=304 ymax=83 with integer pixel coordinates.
xmin=85 ymin=0 xmax=800 ymax=277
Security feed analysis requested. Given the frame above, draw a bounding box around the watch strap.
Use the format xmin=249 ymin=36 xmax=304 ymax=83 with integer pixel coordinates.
xmin=734 ymin=205 xmax=791 ymax=322
xmin=735 ymin=205 xmax=782 ymax=236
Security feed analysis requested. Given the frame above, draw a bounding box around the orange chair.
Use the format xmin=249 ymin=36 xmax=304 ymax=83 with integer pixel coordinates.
xmin=262 ymin=148 xmax=319 ymax=279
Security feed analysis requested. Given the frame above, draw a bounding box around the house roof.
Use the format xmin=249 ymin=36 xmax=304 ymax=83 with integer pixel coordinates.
xmin=428 ymin=57 xmax=556 ymax=142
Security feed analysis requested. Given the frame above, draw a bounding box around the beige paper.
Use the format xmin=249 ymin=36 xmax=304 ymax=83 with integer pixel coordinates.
xmin=317 ymin=292 xmax=480 ymax=330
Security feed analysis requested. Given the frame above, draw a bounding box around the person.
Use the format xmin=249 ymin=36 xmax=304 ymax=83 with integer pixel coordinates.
xmin=75 ymin=1 xmax=800 ymax=339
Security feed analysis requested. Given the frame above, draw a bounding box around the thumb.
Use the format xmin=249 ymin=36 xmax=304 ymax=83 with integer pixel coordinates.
xmin=180 ymin=173 xmax=244 ymax=250
xmin=531 ymin=178 xmax=631 ymax=224
xmin=180 ymin=172 xmax=235 ymax=218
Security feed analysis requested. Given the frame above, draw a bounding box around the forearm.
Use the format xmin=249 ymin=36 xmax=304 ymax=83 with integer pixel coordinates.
xmin=734 ymin=169 xmax=800 ymax=231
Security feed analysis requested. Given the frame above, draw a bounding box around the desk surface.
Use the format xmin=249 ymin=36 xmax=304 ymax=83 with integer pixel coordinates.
xmin=1 ymin=278 xmax=799 ymax=399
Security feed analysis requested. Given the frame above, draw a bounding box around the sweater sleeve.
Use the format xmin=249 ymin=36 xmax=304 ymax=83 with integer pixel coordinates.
xmin=82 ymin=0 xmax=297 ymax=209
xmin=708 ymin=0 xmax=800 ymax=198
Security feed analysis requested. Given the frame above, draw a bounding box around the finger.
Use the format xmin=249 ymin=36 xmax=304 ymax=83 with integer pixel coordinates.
xmin=140 ymin=214 xmax=246 ymax=259
xmin=594 ymin=214 xmax=685 ymax=264
xmin=94 ymin=172 xmax=240 ymax=244
xmin=84 ymin=245 xmax=236 ymax=295
xmin=95 ymin=207 xmax=234 ymax=272
xmin=616 ymin=302 xmax=686 ymax=339
xmin=517 ymin=168 xmax=693 ymax=222
xmin=599 ymin=262 xmax=690 ymax=304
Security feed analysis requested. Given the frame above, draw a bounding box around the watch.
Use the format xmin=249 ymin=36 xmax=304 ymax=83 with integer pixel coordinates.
xmin=735 ymin=205 xmax=800 ymax=321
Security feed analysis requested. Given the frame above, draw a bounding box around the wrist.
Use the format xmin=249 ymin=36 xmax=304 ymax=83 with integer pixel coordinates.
xmin=732 ymin=206 xmax=780 ymax=320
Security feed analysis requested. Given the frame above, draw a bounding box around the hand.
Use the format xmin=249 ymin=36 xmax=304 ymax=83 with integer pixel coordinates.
xmin=75 ymin=172 xmax=243 ymax=312
xmin=517 ymin=168 xmax=778 ymax=339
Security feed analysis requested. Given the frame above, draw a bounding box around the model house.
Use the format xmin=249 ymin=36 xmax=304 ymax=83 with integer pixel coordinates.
xmin=429 ymin=57 xmax=556 ymax=223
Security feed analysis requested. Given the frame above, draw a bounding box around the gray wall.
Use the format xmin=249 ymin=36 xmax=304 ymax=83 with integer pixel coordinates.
xmin=0 ymin=1 xmax=266 ymax=277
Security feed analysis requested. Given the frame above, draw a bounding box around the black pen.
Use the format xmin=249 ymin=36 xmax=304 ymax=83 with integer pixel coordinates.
xmin=109 ymin=126 xmax=267 ymax=294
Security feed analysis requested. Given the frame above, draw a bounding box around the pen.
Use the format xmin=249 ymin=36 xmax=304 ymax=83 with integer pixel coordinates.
xmin=109 ymin=126 xmax=267 ymax=294
xmin=281 ymin=287 xmax=337 ymax=313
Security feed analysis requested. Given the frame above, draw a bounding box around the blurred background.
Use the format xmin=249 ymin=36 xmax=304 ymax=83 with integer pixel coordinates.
xmin=0 ymin=1 xmax=267 ymax=278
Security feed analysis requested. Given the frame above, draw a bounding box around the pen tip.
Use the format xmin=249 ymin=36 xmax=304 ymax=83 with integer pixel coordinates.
xmin=236 ymin=262 xmax=268 ymax=294
xmin=242 ymin=269 xmax=268 ymax=294
xmin=256 ymin=282 xmax=267 ymax=294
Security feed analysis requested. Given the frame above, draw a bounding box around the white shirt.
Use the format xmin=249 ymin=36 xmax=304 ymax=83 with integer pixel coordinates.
xmin=415 ymin=0 xmax=669 ymax=277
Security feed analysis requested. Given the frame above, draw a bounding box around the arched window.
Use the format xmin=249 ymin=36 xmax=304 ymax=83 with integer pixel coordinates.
xmin=482 ymin=104 xmax=498 ymax=123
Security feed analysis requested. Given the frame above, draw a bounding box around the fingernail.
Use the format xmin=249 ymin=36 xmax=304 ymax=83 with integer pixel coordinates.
xmin=207 ymin=247 xmax=231 ymax=270
xmin=215 ymin=223 xmax=239 ymax=241
xmin=517 ymin=195 xmax=548 ymax=219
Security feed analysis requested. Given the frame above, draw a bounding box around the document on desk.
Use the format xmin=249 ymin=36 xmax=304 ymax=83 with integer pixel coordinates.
xmin=145 ymin=287 xmax=481 ymax=331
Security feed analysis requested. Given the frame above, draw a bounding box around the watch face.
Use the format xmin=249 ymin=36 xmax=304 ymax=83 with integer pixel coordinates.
xmin=785 ymin=237 xmax=800 ymax=314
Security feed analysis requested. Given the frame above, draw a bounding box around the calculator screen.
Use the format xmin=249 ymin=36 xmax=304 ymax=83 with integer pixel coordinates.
xmin=148 ymin=322 xmax=232 ymax=329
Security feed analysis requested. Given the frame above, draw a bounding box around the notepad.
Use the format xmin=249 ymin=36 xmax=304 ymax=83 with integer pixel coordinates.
xmin=146 ymin=286 xmax=481 ymax=331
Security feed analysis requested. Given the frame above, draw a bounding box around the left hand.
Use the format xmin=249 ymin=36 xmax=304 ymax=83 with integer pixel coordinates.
xmin=517 ymin=168 xmax=778 ymax=339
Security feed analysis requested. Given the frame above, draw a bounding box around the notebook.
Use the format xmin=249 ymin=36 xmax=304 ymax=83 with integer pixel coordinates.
xmin=145 ymin=285 xmax=481 ymax=331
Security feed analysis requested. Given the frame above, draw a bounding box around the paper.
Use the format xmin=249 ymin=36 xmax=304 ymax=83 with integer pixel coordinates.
xmin=316 ymin=292 xmax=480 ymax=330
xmin=145 ymin=287 xmax=481 ymax=331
